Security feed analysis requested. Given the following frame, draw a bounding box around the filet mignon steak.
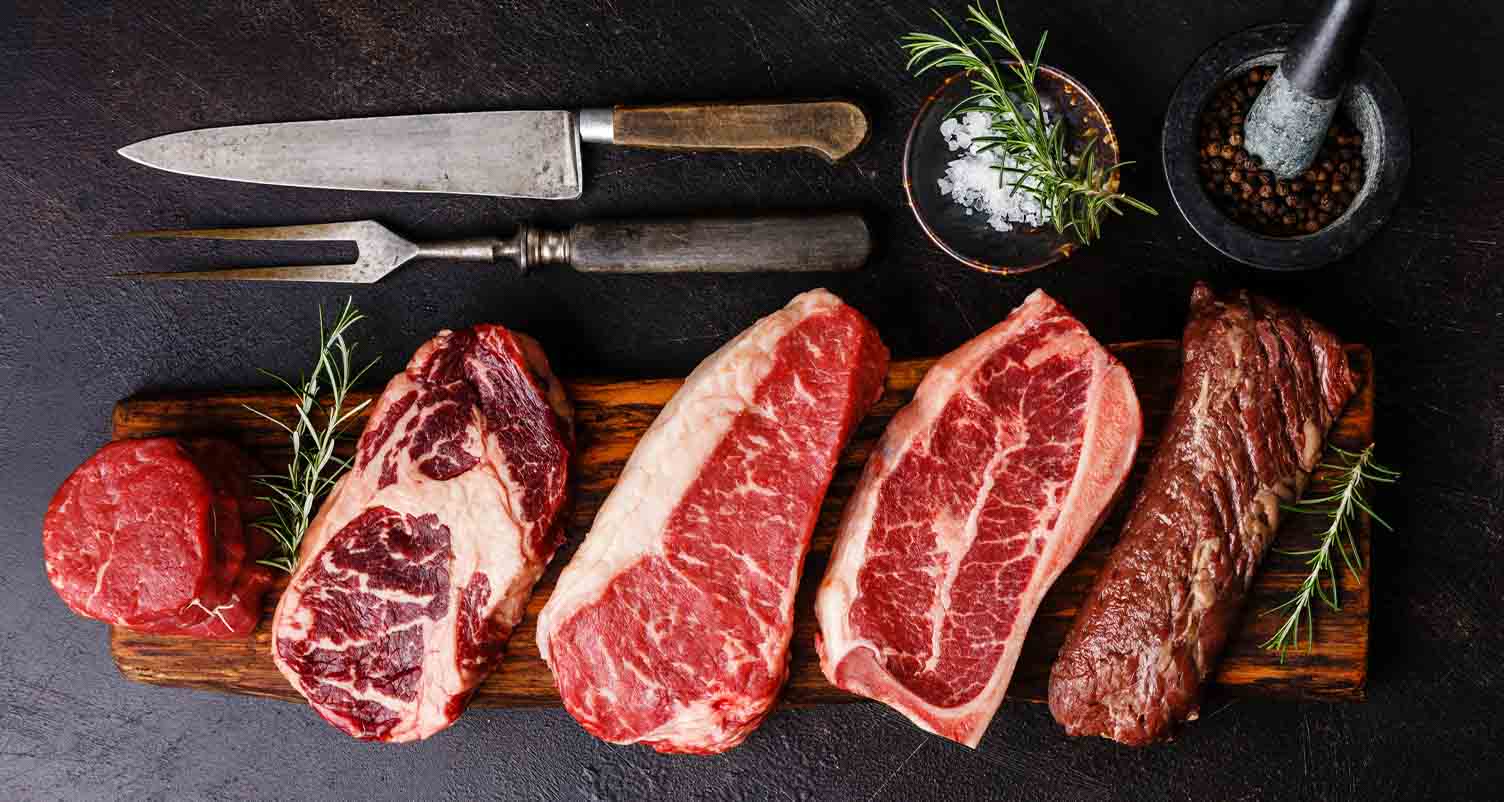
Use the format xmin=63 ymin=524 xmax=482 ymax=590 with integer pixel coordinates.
xmin=43 ymin=437 xmax=273 ymax=638
xmin=44 ymin=438 xmax=217 ymax=626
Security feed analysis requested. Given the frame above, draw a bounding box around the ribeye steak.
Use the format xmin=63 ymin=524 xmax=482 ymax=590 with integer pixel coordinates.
xmin=272 ymin=325 xmax=572 ymax=742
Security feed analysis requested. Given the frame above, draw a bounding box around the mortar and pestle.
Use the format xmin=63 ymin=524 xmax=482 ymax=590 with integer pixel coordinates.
xmin=1162 ymin=0 xmax=1409 ymax=270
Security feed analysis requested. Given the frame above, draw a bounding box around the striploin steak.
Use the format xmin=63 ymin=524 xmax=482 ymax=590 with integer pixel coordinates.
xmin=1049 ymin=284 xmax=1358 ymax=745
xmin=537 ymin=289 xmax=888 ymax=754
xmin=815 ymin=290 xmax=1141 ymax=747
xmin=272 ymin=325 xmax=572 ymax=742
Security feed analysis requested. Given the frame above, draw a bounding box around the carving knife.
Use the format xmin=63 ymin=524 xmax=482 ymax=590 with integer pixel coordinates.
xmin=117 ymin=101 xmax=870 ymax=200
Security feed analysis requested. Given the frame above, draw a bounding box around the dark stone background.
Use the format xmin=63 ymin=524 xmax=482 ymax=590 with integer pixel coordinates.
xmin=2 ymin=1 xmax=1499 ymax=799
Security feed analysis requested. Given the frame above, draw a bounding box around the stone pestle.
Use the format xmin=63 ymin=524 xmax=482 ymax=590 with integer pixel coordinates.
xmin=1244 ymin=0 xmax=1376 ymax=179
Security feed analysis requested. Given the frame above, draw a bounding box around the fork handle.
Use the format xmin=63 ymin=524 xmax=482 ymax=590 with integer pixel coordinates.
xmin=529 ymin=213 xmax=871 ymax=274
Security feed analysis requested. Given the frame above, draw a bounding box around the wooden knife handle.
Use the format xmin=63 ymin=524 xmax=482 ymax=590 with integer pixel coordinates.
xmin=566 ymin=213 xmax=871 ymax=273
xmin=609 ymin=100 xmax=869 ymax=162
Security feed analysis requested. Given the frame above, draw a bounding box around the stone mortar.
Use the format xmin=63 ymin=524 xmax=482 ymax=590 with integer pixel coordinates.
xmin=1161 ymin=24 xmax=1410 ymax=271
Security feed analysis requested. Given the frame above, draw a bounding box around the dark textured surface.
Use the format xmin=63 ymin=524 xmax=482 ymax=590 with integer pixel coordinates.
xmin=0 ymin=1 xmax=1499 ymax=800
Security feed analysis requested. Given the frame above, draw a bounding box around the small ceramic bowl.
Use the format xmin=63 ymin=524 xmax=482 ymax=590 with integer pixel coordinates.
xmin=903 ymin=68 xmax=1120 ymax=274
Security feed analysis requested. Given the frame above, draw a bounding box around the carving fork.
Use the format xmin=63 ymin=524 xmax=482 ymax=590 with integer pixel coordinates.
xmin=117 ymin=213 xmax=870 ymax=283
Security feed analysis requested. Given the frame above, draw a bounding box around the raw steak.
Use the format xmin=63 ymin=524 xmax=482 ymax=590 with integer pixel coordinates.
xmin=43 ymin=437 xmax=274 ymax=638
xmin=272 ymin=325 xmax=572 ymax=742
xmin=1049 ymin=284 xmax=1358 ymax=745
xmin=130 ymin=439 xmax=274 ymax=638
xmin=184 ymin=437 xmax=277 ymax=559
xmin=537 ymin=289 xmax=888 ymax=754
xmin=44 ymin=438 xmax=217 ymax=626
xmin=815 ymin=289 xmax=1141 ymax=748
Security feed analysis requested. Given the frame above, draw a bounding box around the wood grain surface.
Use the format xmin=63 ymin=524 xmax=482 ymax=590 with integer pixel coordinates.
xmin=108 ymin=341 xmax=1374 ymax=708
xmin=612 ymin=100 xmax=870 ymax=161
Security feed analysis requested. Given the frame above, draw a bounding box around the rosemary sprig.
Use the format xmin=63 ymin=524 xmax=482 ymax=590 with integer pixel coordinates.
xmin=901 ymin=3 xmax=1156 ymax=244
xmin=1262 ymin=444 xmax=1399 ymax=659
xmin=246 ymin=299 xmax=377 ymax=573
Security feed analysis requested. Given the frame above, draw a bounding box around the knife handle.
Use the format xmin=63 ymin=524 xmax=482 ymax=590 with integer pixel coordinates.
xmin=546 ymin=213 xmax=871 ymax=273
xmin=583 ymin=101 xmax=870 ymax=162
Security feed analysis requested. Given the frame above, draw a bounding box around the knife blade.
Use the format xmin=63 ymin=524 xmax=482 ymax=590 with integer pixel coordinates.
xmin=118 ymin=100 xmax=869 ymax=199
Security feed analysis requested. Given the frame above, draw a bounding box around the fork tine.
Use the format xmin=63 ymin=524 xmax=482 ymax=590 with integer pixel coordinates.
xmin=118 ymin=221 xmax=377 ymax=242
xmin=118 ymin=264 xmax=374 ymax=283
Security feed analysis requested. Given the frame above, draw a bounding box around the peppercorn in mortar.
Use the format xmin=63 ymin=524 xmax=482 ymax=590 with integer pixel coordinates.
xmin=1197 ymin=67 xmax=1367 ymax=237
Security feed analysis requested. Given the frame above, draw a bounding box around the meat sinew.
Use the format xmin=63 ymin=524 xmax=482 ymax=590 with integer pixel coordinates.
xmin=1049 ymin=284 xmax=1358 ymax=745
xmin=43 ymin=437 xmax=274 ymax=638
xmin=537 ymin=289 xmax=889 ymax=754
xmin=272 ymin=325 xmax=572 ymax=742
xmin=815 ymin=290 xmax=1141 ymax=748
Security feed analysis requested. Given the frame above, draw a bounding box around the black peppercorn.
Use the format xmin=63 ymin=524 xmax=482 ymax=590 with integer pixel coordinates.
xmin=1194 ymin=66 xmax=1365 ymax=238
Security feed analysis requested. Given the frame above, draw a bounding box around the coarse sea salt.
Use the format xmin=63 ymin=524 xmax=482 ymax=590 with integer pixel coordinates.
xmin=936 ymin=109 xmax=1049 ymax=233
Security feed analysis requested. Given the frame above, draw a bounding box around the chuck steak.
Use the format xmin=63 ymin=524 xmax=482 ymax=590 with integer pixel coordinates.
xmin=815 ymin=290 xmax=1141 ymax=747
xmin=1048 ymin=284 xmax=1358 ymax=745
xmin=272 ymin=325 xmax=572 ymax=742
xmin=536 ymin=289 xmax=888 ymax=754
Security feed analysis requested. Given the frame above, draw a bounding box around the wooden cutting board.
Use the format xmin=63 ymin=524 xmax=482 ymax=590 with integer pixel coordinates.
xmin=109 ymin=340 xmax=1374 ymax=706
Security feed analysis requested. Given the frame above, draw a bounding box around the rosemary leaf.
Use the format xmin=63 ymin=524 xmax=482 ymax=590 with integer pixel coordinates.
xmin=1262 ymin=444 xmax=1398 ymax=660
xmin=901 ymin=2 xmax=1157 ymax=244
xmin=247 ymin=299 xmax=377 ymax=574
